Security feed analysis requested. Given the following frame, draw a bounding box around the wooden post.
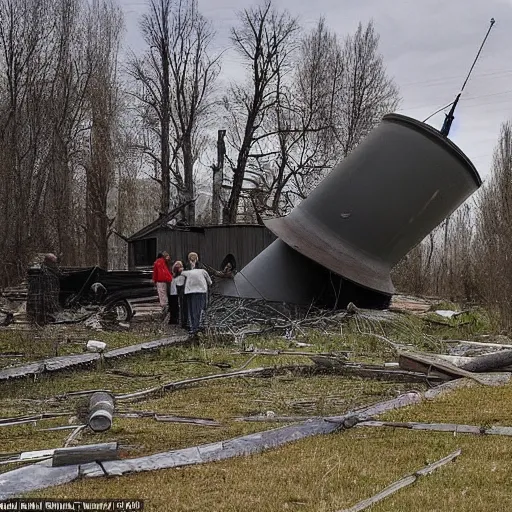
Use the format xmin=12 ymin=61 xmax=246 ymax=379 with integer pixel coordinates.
xmin=459 ymin=349 xmax=512 ymax=373
xmin=212 ymin=129 xmax=226 ymax=224
xmin=52 ymin=442 xmax=119 ymax=467
xmin=88 ymin=392 xmax=115 ymax=432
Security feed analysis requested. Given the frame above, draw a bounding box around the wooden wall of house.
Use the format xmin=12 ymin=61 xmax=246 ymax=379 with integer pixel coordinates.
xmin=128 ymin=225 xmax=277 ymax=270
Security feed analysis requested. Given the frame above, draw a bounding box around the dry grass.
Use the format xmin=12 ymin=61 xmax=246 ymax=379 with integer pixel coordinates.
xmin=3 ymin=312 xmax=510 ymax=511
xmin=0 ymin=324 xmax=167 ymax=368
xmin=23 ymin=382 xmax=512 ymax=512
xmin=0 ymin=340 xmax=413 ymax=465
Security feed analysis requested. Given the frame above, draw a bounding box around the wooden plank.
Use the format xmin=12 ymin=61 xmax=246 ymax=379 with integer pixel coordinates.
xmin=154 ymin=415 xmax=221 ymax=427
xmin=52 ymin=442 xmax=119 ymax=467
xmin=239 ymin=350 xmax=350 ymax=358
xmin=39 ymin=425 xmax=86 ymax=432
xmin=0 ymin=412 xmax=71 ymax=427
xmin=459 ymin=350 xmax=512 ymax=373
xmin=0 ymin=335 xmax=188 ymax=381
xmin=398 ymin=354 xmax=453 ymax=380
xmin=115 ymin=367 xmax=276 ymax=401
xmin=311 ymin=356 xmax=438 ymax=383
xmin=235 ymin=415 xmax=321 ymax=423
xmin=444 ymin=339 xmax=512 ymax=349
xmin=338 ymin=449 xmax=461 ymax=512
xmin=357 ymin=421 xmax=482 ymax=434
xmin=357 ymin=421 xmax=512 ymax=437
xmin=398 ymin=352 xmax=490 ymax=385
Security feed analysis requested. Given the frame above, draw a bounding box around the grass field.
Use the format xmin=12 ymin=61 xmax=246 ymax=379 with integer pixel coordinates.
xmin=2 ymin=306 xmax=511 ymax=511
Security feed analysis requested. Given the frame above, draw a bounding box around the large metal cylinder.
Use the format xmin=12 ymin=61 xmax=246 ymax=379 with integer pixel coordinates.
xmin=217 ymin=113 xmax=481 ymax=306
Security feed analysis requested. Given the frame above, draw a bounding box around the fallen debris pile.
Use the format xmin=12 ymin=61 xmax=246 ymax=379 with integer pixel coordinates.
xmin=204 ymin=296 xmax=400 ymax=341
xmin=0 ymin=393 xmax=422 ymax=499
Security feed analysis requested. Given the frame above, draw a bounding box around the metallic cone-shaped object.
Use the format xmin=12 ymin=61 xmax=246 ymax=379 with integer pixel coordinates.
xmin=217 ymin=113 xmax=482 ymax=307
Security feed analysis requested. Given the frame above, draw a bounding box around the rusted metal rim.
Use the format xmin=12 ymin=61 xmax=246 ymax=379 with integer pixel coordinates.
xmin=264 ymin=211 xmax=395 ymax=295
xmin=383 ymin=114 xmax=482 ymax=187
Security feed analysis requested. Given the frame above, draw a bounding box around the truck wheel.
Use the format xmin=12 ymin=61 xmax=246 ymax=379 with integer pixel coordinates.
xmin=110 ymin=300 xmax=132 ymax=322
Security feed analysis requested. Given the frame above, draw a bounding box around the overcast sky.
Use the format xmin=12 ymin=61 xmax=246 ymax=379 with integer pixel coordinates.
xmin=119 ymin=0 xmax=511 ymax=182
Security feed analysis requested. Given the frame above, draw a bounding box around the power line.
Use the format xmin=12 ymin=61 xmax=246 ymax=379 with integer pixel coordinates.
xmin=404 ymin=93 xmax=512 ymax=113
xmin=399 ymin=68 xmax=512 ymax=88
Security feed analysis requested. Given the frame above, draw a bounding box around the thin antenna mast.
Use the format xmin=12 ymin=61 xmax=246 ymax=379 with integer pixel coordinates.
xmin=439 ymin=18 xmax=495 ymax=137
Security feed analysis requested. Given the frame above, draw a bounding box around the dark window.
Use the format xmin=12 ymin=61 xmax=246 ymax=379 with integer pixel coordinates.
xmin=133 ymin=238 xmax=157 ymax=267
xmin=220 ymin=254 xmax=237 ymax=271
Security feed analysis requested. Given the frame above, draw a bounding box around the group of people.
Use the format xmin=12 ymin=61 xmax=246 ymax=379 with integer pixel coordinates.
xmin=152 ymin=251 xmax=212 ymax=336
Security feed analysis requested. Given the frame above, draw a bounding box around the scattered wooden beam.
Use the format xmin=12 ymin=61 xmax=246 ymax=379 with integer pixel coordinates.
xmin=459 ymin=349 xmax=512 ymax=373
xmin=52 ymin=442 xmax=119 ymax=467
xmin=39 ymin=425 xmax=86 ymax=432
xmin=444 ymin=339 xmax=512 ymax=350
xmin=64 ymin=425 xmax=86 ymax=447
xmin=88 ymin=392 xmax=115 ymax=432
xmin=0 ymin=449 xmax=55 ymax=466
xmin=115 ymin=366 xmax=280 ymax=402
xmin=0 ymin=335 xmax=188 ymax=382
xmin=0 ymin=393 xmax=422 ymax=497
xmin=0 ymin=412 xmax=71 ymax=427
xmin=235 ymin=415 xmax=321 ymax=423
xmin=398 ymin=352 xmax=490 ymax=385
xmin=338 ymin=449 xmax=461 ymax=512
xmin=237 ymin=349 xmax=350 ymax=358
xmin=115 ymin=411 xmax=221 ymax=426
xmin=356 ymin=420 xmax=512 ymax=436
xmin=154 ymin=415 xmax=221 ymax=427
xmin=57 ymin=389 xmax=113 ymax=399
xmin=106 ymin=369 xmax=162 ymax=379
xmin=310 ymin=356 xmax=440 ymax=383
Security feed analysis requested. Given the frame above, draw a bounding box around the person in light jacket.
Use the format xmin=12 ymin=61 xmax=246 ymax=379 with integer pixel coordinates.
xmin=181 ymin=254 xmax=212 ymax=336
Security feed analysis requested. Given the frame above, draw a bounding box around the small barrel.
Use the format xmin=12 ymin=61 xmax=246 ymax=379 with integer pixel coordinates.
xmin=88 ymin=392 xmax=115 ymax=432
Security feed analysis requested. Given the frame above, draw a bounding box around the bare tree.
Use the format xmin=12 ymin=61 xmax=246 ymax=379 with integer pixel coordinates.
xmin=247 ymin=17 xmax=342 ymax=217
xmin=0 ymin=0 xmax=70 ymax=279
xmin=472 ymin=122 xmax=512 ymax=327
xmin=130 ymin=0 xmax=219 ymax=223
xmin=231 ymin=17 xmax=399 ymax=220
xmin=83 ymin=0 xmax=123 ymax=268
xmin=46 ymin=0 xmax=91 ymax=265
xmin=223 ymin=0 xmax=299 ymax=223
xmin=336 ymin=21 xmax=400 ymax=157
xmin=130 ymin=0 xmax=172 ymax=216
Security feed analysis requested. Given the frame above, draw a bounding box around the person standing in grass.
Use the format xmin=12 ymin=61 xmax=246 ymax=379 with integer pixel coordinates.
xmin=152 ymin=251 xmax=172 ymax=318
xmin=181 ymin=253 xmax=212 ymax=336
xmin=169 ymin=260 xmax=185 ymax=325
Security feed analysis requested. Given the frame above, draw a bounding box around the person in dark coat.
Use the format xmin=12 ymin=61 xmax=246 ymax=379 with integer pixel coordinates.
xmin=27 ymin=253 xmax=62 ymax=325
xmin=169 ymin=260 xmax=184 ymax=325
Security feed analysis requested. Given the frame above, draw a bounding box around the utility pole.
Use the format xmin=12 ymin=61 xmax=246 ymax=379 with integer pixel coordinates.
xmin=212 ymin=129 xmax=226 ymax=224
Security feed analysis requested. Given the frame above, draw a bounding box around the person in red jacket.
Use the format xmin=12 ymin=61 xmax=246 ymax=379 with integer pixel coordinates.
xmin=152 ymin=251 xmax=172 ymax=318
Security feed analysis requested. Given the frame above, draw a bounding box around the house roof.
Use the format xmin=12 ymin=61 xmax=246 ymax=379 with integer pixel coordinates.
xmin=127 ymin=200 xmax=196 ymax=242
xmin=128 ymin=221 xmax=267 ymax=242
